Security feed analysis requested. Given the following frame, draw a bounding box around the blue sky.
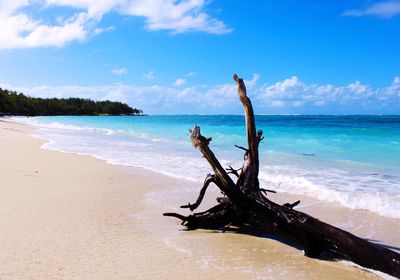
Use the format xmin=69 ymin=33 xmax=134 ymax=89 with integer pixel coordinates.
xmin=0 ymin=0 xmax=399 ymax=114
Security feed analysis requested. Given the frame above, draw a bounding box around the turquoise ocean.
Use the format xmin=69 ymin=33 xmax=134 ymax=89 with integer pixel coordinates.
xmin=15 ymin=115 xmax=400 ymax=219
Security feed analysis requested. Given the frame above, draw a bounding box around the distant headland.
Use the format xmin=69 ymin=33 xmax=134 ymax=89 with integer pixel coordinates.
xmin=0 ymin=88 xmax=144 ymax=116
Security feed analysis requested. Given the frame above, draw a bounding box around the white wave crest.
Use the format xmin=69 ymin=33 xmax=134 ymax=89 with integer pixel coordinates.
xmin=259 ymin=165 xmax=400 ymax=219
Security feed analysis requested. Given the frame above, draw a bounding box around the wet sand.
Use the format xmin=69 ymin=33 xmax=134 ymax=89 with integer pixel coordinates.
xmin=1 ymin=119 xmax=398 ymax=279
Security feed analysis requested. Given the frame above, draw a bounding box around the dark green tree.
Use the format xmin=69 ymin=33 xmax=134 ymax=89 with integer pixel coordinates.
xmin=0 ymin=88 xmax=143 ymax=116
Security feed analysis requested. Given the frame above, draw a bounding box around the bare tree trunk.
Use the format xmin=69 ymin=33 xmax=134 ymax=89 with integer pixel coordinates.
xmin=164 ymin=74 xmax=400 ymax=278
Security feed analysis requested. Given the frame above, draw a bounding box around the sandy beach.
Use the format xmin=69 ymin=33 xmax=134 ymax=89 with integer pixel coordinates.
xmin=0 ymin=118 xmax=398 ymax=279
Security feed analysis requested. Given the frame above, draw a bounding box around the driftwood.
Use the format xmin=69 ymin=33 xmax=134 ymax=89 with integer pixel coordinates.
xmin=163 ymin=74 xmax=400 ymax=278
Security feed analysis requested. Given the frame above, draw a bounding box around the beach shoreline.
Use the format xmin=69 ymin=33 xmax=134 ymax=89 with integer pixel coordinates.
xmin=0 ymin=118 xmax=397 ymax=279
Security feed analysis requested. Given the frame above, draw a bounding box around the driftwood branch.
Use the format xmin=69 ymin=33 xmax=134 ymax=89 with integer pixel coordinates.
xmin=163 ymin=74 xmax=400 ymax=278
xmin=180 ymin=174 xmax=217 ymax=211
xmin=226 ymin=165 xmax=241 ymax=177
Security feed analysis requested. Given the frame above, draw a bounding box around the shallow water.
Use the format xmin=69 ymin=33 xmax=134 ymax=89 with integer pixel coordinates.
xmin=13 ymin=115 xmax=400 ymax=218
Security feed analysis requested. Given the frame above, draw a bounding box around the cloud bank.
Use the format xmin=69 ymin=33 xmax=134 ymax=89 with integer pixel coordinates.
xmin=0 ymin=0 xmax=231 ymax=50
xmin=2 ymin=75 xmax=399 ymax=114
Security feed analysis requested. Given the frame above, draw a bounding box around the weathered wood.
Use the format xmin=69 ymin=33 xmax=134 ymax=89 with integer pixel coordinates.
xmin=163 ymin=74 xmax=400 ymax=278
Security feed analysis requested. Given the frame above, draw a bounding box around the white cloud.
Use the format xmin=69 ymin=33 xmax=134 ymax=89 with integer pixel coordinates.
xmin=270 ymin=100 xmax=286 ymax=108
xmin=245 ymin=73 xmax=261 ymax=89
xmin=2 ymin=76 xmax=399 ymax=114
xmin=0 ymin=0 xmax=29 ymax=14
xmin=111 ymin=67 xmax=128 ymax=75
xmin=94 ymin=25 xmax=115 ymax=34
xmin=174 ymin=78 xmax=186 ymax=86
xmin=254 ymin=76 xmax=397 ymax=112
xmin=343 ymin=1 xmax=400 ymax=18
xmin=0 ymin=9 xmax=91 ymax=49
xmin=143 ymin=70 xmax=155 ymax=80
xmin=45 ymin=0 xmax=118 ymax=17
xmin=120 ymin=0 xmax=231 ymax=34
xmin=376 ymin=76 xmax=400 ymax=99
xmin=0 ymin=0 xmax=231 ymax=50
xmin=0 ymin=83 xmax=108 ymax=100
xmin=174 ymin=71 xmax=198 ymax=86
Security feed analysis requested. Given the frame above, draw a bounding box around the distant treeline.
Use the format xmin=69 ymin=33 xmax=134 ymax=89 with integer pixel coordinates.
xmin=0 ymin=88 xmax=143 ymax=116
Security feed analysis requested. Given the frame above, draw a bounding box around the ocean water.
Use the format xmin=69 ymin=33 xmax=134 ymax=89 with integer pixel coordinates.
xmin=14 ymin=115 xmax=400 ymax=219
